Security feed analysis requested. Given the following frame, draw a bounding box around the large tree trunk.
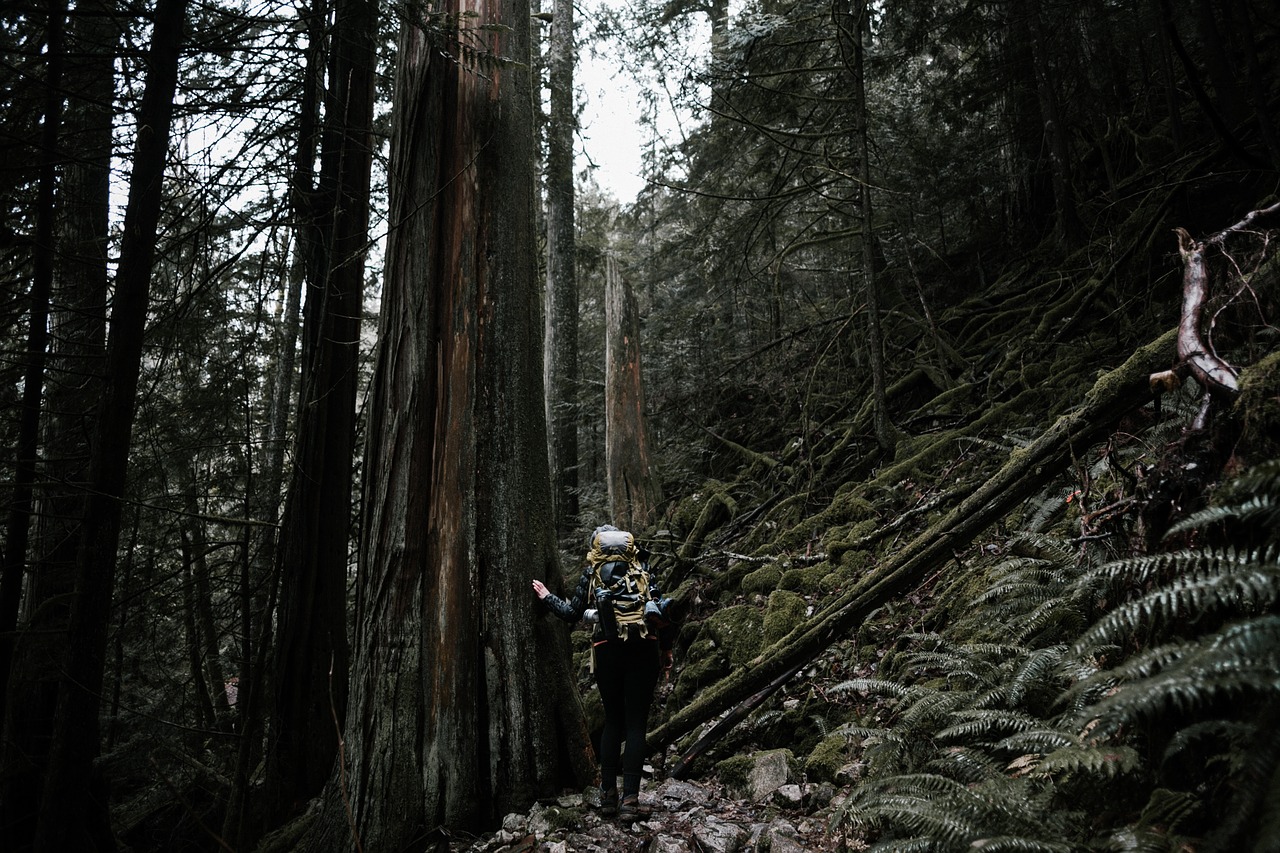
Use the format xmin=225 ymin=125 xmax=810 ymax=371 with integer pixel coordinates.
xmin=265 ymin=0 xmax=377 ymax=822
xmin=31 ymin=0 xmax=187 ymax=846
xmin=543 ymin=0 xmax=579 ymax=533
xmin=0 ymin=2 xmax=112 ymax=844
xmin=304 ymin=0 xmax=593 ymax=845
xmin=604 ymin=256 xmax=661 ymax=531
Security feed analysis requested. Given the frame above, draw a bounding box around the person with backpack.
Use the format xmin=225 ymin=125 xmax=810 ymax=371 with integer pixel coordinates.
xmin=532 ymin=524 xmax=675 ymax=820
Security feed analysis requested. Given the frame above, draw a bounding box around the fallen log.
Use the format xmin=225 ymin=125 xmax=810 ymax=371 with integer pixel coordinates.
xmin=648 ymin=327 xmax=1178 ymax=757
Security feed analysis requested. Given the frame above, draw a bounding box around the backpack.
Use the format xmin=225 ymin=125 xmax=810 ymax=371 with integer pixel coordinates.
xmin=587 ymin=527 xmax=653 ymax=641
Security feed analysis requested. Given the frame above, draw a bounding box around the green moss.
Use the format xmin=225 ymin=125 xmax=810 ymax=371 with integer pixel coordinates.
xmin=742 ymin=564 xmax=783 ymax=595
xmin=715 ymin=754 xmax=755 ymax=791
xmin=820 ymin=570 xmax=849 ymax=593
xmin=804 ymin=734 xmax=849 ymax=784
xmin=704 ymin=605 xmax=765 ymax=668
xmin=781 ymin=565 xmax=827 ymax=593
xmin=1234 ymin=350 xmax=1280 ymax=465
xmin=826 ymin=522 xmax=878 ymax=563
xmin=539 ymin=805 xmax=584 ymax=831
xmin=763 ymin=589 xmax=808 ymax=645
xmin=676 ymin=481 xmax=738 ymax=560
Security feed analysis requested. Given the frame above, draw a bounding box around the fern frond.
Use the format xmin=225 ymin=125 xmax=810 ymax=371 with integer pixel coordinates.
xmin=1074 ymin=546 xmax=1272 ymax=606
xmin=1102 ymin=826 xmax=1191 ymax=852
xmin=995 ymin=729 xmax=1079 ymax=755
xmin=937 ymin=709 xmax=1043 ymax=743
xmin=1160 ymin=718 xmax=1255 ymax=772
xmin=965 ymin=837 xmax=1076 ymax=852
xmin=908 ymin=650 xmax=1005 ymax=687
xmin=865 ymin=837 xmax=939 ymax=853
xmin=926 ymin=746 xmax=1003 ymax=783
xmin=1080 ymin=617 xmax=1280 ymax=737
xmin=1037 ymin=744 xmax=1143 ymax=778
xmin=1073 ymin=558 xmax=1279 ymax=652
xmin=1168 ymin=495 xmax=1280 ymax=539
xmin=898 ymin=688 xmax=973 ymax=733
xmin=832 ymin=678 xmax=915 ymax=700
xmin=1006 ymin=645 xmax=1069 ymax=705
xmin=838 ymin=724 xmax=895 ymax=741
xmin=1134 ymin=787 xmax=1200 ymax=833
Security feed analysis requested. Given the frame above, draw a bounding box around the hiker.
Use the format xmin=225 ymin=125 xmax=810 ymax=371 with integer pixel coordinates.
xmin=532 ymin=524 xmax=675 ymax=820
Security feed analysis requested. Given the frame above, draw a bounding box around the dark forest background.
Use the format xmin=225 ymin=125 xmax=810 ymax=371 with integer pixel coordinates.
xmin=1 ymin=0 xmax=1279 ymax=850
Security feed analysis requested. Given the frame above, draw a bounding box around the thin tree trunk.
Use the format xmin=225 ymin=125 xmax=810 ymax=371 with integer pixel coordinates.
xmin=845 ymin=0 xmax=894 ymax=452
xmin=180 ymin=530 xmax=218 ymax=733
xmin=33 ymin=0 xmax=187 ymax=847
xmin=265 ymin=0 xmax=377 ymax=821
xmin=0 ymin=0 xmax=63 ymax=706
xmin=223 ymin=232 xmax=302 ymax=849
xmin=544 ymin=0 xmax=579 ymax=533
xmin=305 ymin=0 xmax=593 ymax=842
xmin=1028 ymin=6 xmax=1084 ymax=247
xmin=604 ymin=255 xmax=661 ymax=531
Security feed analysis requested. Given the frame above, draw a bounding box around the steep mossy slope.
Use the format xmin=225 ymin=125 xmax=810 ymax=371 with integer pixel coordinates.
xmin=634 ymin=154 xmax=1280 ymax=849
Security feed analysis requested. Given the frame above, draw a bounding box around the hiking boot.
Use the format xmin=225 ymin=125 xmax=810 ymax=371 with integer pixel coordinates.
xmin=617 ymin=795 xmax=650 ymax=821
xmin=599 ymin=791 xmax=619 ymax=817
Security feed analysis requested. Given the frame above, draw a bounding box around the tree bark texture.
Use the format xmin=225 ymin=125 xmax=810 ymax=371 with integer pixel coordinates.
xmin=265 ymin=0 xmax=378 ymax=821
xmin=604 ymin=255 xmax=661 ymax=532
xmin=0 ymin=2 xmax=112 ymax=843
xmin=0 ymin=0 xmax=62 ymax=707
xmin=306 ymin=0 xmax=592 ymax=845
xmin=543 ymin=0 xmax=579 ymax=532
xmin=32 ymin=0 xmax=187 ymax=847
xmin=649 ymin=328 xmax=1179 ymax=754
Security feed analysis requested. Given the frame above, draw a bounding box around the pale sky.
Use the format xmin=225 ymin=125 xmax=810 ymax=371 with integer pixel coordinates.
xmin=576 ymin=50 xmax=648 ymax=204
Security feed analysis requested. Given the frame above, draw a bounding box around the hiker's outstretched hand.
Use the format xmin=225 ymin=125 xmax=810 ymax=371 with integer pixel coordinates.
xmin=531 ymin=579 xmax=550 ymax=599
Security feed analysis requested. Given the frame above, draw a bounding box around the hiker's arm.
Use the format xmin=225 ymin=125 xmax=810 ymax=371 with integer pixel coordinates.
xmin=532 ymin=565 xmax=592 ymax=623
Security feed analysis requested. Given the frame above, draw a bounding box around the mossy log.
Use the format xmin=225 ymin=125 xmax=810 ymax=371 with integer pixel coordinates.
xmin=648 ymin=327 xmax=1178 ymax=757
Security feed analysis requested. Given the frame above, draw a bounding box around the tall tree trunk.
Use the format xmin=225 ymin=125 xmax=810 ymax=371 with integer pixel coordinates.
xmin=32 ymin=0 xmax=187 ymax=847
xmin=265 ymin=0 xmax=377 ymax=822
xmin=544 ymin=0 xmax=579 ymax=533
xmin=1028 ymin=5 xmax=1084 ymax=248
xmin=0 ymin=9 xmax=64 ymax=846
xmin=839 ymin=0 xmax=894 ymax=452
xmin=0 ymin=1 xmax=112 ymax=844
xmin=604 ymin=255 xmax=661 ymax=531
xmin=0 ymin=0 xmax=63 ymax=707
xmin=305 ymin=0 xmax=593 ymax=843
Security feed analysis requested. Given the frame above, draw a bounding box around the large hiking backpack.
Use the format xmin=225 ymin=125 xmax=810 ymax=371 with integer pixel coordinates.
xmin=588 ymin=527 xmax=653 ymax=641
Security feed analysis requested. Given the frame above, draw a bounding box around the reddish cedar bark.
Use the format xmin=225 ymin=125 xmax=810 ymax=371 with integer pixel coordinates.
xmin=304 ymin=0 xmax=592 ymax=845
xmin=604 ymin=256 xmax=661 ymax=532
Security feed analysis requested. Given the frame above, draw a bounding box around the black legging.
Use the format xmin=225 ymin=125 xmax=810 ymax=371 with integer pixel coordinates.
xmin=594 ymin=637 xmax=660 ymax=798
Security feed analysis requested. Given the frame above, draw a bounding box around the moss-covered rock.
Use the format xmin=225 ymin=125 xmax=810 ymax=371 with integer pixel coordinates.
xmin=704 ymin=604 xmax=766 ymax=668
xmin=1234 ymin=349 xmax=1280 ymax=465
xmin=804 ymin=734 xmax=849 ymax=784
xmin=780 ymin=565 xmax=827 ymax=593
xmin=672 ymin=605 xmax=766 ymax=705
xmin=763 ymin=589 xmax=808 ymax=646
xmin=714 ymin=754 xmax=755 ymax=795
xmin=742 ymin=564 xmax=784 ymax=596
